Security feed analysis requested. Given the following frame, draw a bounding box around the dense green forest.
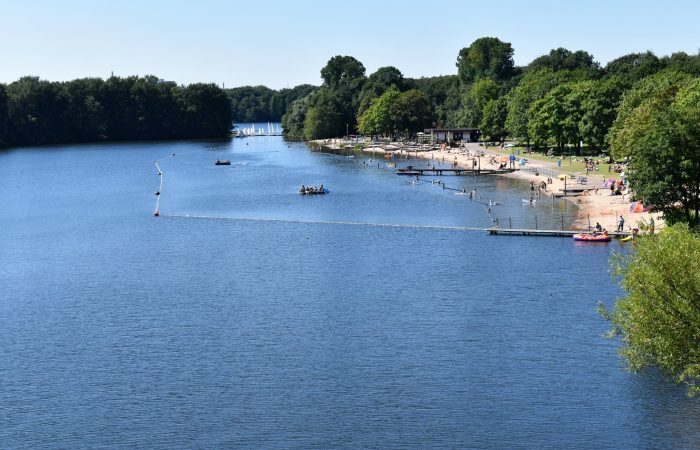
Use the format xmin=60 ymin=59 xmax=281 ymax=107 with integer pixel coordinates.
xmin=226 ymin=84 xmax=316 ymax=123
xmin=279 ymin=38 xmax=700 ymax=149
xmin=0 ymin=75 xmax=232 ymax=147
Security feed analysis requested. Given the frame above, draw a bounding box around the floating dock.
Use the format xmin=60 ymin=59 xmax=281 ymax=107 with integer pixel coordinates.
xmin=397 ymin=168 xmax=515 ymax=176
xmin=486 ymin=228 xmax=630 ymax=238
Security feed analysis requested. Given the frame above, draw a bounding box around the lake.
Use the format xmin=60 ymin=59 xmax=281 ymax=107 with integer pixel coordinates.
xmin=1 ymin=133 xmax=699 ymax=448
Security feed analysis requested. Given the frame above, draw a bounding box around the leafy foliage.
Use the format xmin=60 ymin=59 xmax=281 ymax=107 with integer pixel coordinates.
xmin=601 ymin=224 xmax=700 ymax=396
xmin=407 ymin=75 xmax=460 ymax=127
xmin=604 ymin=51 xmax=665 ymax=82
xmin=282 ymin=55 xmax=367 ymax=140
xmin=578 ymin=76 xmax=630 ymax=148
xmin=0 ymin=75 xmax=232 ymax=147
xmin=608 ymin=69 xmax=693 ymax=158
xmin=320 ymin=55 xmax=367 ymax=90
xmin=456 ymin=79 xmax=499 ymax=128
xmin=528 ymin=47 xmax=600 ymax=76
xmin=615 ymin=77 xmax=700 ymax=227
xmin=456 ymin=37 xmax=515 ymax=84
xmin=357 ymin=88 xmax=430 ymax=137
xmin=505 ymin=69 xmax=585 ymax=144
xmin=480 ymin=97 xmax=508 ymax=143
xmin=227 ymin=84 xmax=316 ymax=123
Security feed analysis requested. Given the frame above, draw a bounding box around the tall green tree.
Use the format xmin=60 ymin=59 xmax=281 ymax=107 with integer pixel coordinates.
xmin=527 ymin=82 xmax=582 ymax=150
xmin=281 ymin=95 xmax=312 ymax=139
xmin=320 ymin=55 xmax=366 ymax=90
xmin=479 ymin=97 xmax=508 ymax=143
xmin=457 ymin=78 xmax=499 ymax=127
xmin=663 ymin=51 xmax=700 ymax=76
xmin=528 ymin=47 xmax=600 ymax=76
xmin=456 ymin=37 xmax=515 ymax=84
xmin=601 ymin=223 xmax=700 ymax=396
xmin=408 ymin=75 xmax=460 ymax=127
xmin=578 ymin=77 xmax=630 ymax=148
xmin=394 ymin=89 xmax=431 ymax=135
xmin=608 ymin=69 xmax=692 ymax=158
xmin=302 ymin=88 xmax=345 ymax=139
xmin=357 ymin=66 xmax=405 ymax=116
xmin=299 ymin=55 xmax=367 ymax=139
xmin=227 ymin=85 xmax=276 ymax=122
xmin=178 ymin=82 xmax=233 ymax=137
xmin=61 ymin=77 xmax=106 ymax=142
xmin=6 ymin=77 xmax=70 ymax=145
xmin=615 ymin=77 xmax=700 ymax=227
xmin=357 ymin=87 xmax=401 ymax=137
xmin=505 ymin=69 xmax=586 ymax=145
xmin=604 ymin=51 xmax=664 ymax=83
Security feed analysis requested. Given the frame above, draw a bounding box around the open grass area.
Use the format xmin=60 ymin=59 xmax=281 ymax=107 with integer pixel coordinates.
xmin=483 ymin=145 xmax=621 ymax=180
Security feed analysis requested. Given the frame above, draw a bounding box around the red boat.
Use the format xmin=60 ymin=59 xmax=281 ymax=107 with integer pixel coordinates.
xmin=573 ymin=232 xmax=611 ymax=242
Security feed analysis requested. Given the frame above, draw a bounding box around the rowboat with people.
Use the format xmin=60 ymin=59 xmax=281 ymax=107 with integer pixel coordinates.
xmin=299 ymin=185 xmax=329 ymax=195
xmin=215 ymin=159 xmax=231 ymax=165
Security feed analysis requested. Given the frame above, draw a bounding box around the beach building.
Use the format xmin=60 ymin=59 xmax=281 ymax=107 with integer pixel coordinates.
xmin=425 ymin=128 xmax=480 ymax=144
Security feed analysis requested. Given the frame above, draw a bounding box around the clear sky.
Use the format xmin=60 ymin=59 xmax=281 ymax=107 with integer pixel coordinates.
xmin=1 ymin=0 xmax=699 ymax=89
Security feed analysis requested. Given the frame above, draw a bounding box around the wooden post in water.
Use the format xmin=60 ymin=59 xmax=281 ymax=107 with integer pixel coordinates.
xmin=509 ymin=217 xmax=512 ymax=229
xmin=535 ymin=215 xmax=538 ymax=230
xmin=561 ymin=215 xmax=564 ymax=230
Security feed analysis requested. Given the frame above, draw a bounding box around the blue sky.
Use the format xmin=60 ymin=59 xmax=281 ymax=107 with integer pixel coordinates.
xmin=1 ymin=0 xmax=699 ymax=89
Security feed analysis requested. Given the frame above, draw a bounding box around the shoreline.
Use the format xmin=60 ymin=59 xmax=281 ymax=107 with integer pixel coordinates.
xmin=311 ymin=139 xmax=662 ymax=233
xmin=412 ymin=143 xmax=662 ymax=232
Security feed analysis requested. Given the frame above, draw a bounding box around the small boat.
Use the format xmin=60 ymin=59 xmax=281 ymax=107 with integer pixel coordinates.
xmin=386 ymin=162 xmax=396 ymax=168
xmin=573 ymin=233 xmax=611 ymax=242
xmin=215 ymin=159 xmax=231 ymax=165
xmin=620 ymin=235 xmax=634 ymax=242
xmin=522 ymin=199 xmax=536 ymax=204
xmin=300 ymin=187 xmax=329 ymax=195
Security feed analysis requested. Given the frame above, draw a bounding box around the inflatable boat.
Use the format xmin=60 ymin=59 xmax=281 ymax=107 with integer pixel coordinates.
xmin=573 ymin=233 xmax=611 ymax=242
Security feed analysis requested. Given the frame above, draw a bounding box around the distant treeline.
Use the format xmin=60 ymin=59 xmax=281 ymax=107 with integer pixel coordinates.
xmin=226 ymin=84 xmax=316 ymax=123
xmin=275 ymin=39 xmax=700 ymax=146
xmin=0 ymin=75 xmax=232 ymax=148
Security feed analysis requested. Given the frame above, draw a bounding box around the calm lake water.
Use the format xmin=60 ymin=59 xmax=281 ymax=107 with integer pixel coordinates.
xmin=1 ymin=132 xmax=699 ymax=448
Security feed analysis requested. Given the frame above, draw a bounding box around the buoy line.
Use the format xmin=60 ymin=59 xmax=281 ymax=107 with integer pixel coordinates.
xmin=153 ymin=160 xmax=163 ymax=216
xmin=162 ymin=213 xmax=486 ymax=232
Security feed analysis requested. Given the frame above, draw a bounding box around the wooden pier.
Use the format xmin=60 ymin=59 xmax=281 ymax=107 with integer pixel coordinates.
xmin=397 ymin=167 xmax=516 ymax=176
xmin=486 ymin=228 xmax=630 ymax=238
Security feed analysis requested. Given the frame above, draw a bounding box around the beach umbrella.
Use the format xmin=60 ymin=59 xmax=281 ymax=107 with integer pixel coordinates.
xmin=557 ymin=174 xmax=569 ymax=180
xmin=630 ymin=201 xmax=649 ymax=213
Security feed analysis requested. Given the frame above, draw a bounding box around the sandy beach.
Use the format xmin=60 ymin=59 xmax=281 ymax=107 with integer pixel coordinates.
xmin=312 ymin=138 xmax=662 ymax=232
xmin=411 ymin=142 xmax=662 ymax=232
